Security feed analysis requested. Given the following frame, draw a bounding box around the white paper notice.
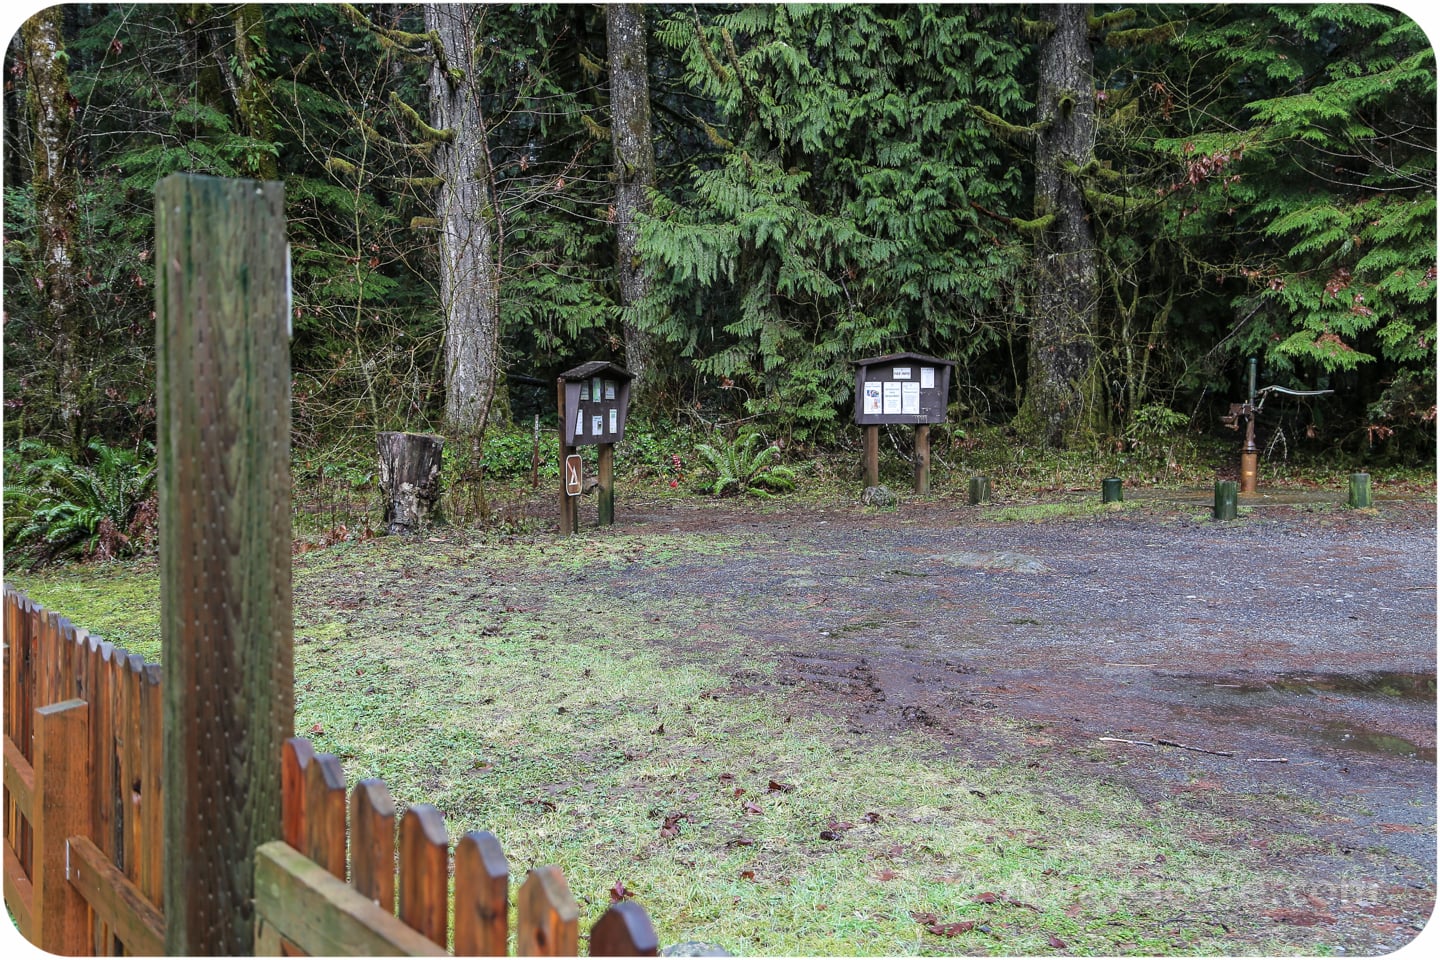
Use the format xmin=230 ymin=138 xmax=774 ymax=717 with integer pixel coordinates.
xmin=902 ymin=381 xmax=921 ymax=415
xmin=920 ymin=367 xmax=935 ymax=389
xmin=883 ymin=382 xmax=902 ymax=414
xmin=863 ymin=382 xmax=883 ymax=415
xmin=609 ymin=408 xmax=618 ymax=433
xmin=580 ymin=381 xmax=591 ymax=401
xmin=592 ymin=415 xmax=604 ymax=437
xmin=575 ymin=416 xmax=585 ymax=438
xmin=893 ymin=367 xmax=912 ymax=380
xmin=592 ymin=378 xmax=603 ymax=402
xmin=605 ymin=380 xmax=616 ymax=400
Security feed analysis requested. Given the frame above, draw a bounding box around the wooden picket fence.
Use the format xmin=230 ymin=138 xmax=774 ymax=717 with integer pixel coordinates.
xmin=2 ymin=585 xmax=660 ymax=956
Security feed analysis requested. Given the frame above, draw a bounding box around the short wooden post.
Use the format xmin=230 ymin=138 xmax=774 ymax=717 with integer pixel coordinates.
xmin=863 ymin=425 xmax=879 ymax=488
xmin=32 ymin=698 xmax=90 ymax=956
xmin=1348 ymin=472 xmax=1372 ymax=508
xmin=967 ymin=475 xmax=991 ymax=505
xmin=558 ymin=379 xmax=578 ymax=536
xmin=399 ymin=804 xmax=450 ymax=948
xmin=350 ymin=779 xmax=396 ymax=913
xmin=1214 ymin=480 xmax=1239 ymax=521
xmin=156 ymin=173 xmax=293 ymax=956
xmin=597 ymin=443 xmax=615 ymax=526
xmin=913 ymin=425 xmax=930 ymax=494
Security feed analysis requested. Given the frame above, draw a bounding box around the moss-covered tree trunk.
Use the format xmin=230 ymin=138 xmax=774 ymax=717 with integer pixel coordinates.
xmin=232 ymin=4 xmax=278 ymax=181
xmin=22 ymin=8 xmax=82 ymax=451
xmin=424 ymin=3 xmax=506 ymax=436
xmin=1019 ymin=3 xmax=1100 ymax=447
xmin=607 ymin=3 xmax=657 ymax=393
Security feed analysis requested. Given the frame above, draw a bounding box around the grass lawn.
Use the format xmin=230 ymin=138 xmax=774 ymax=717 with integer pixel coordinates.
xmin=6 ymin=515 xmax=1361 ymax=956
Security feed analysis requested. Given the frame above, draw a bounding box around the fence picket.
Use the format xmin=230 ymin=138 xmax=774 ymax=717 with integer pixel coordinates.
xmin=517 ymin=866 xmax=579 ymax=956
xmin=589 ymin=901 xmax=659 ymax=957
xmin=399 ymin=804 xmax=449 ymax=948
xmin=281 ymin=737 xmax=315 ymax=850
xmin=454 ymin=830 xmax=509 ymax=956
xmin=141 ymin=664 xmax=164 ymax=910
xmin=350 ymin=778 xmax=395 ymax=913
xmin=305 ymin=753 xmax=347 ymax=880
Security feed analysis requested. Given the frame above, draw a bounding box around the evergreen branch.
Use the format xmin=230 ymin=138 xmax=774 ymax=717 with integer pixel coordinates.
xmin=693 ymin=10 xmax=730 ymax=83
xmin=388 ymin=90 xmax=453 ymax=143
xmin=337 ymin=3 xmax=450 ymax=72
xmin=1105 ymin=20 xmax=1182 ymax=48
xmin=1090 ymin=9 xmax=1139 ymax=34
xmin=968 ymin=104 xmax=1045 ymax=145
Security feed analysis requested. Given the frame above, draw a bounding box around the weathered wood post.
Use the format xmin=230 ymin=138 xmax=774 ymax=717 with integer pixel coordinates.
xmin=557 ymin=379 xmax=578 ymax=536
xmin=862 ymin=425 xmax=880 ymax=488
xmin=913 ymin=425 xmax=931 ymax=494
xmin=597 ymin=443 xmax=616 ymax=526
xmin=156 ymin=173 xmax=293 ymax=955
xmin=31 ymin=699 xmax=90 ymax=955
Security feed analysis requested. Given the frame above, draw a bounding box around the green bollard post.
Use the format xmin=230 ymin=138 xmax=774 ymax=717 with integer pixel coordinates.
xmin=1348 ymin=472 xmax=1372 ymax=509
xmin=967 ymin=476 xmax=991 ymax=505
xmin=1101 ymin=477 xmax=1123 ymax=503
xmin=1213 ymin=480 xmax=1238 ymax=521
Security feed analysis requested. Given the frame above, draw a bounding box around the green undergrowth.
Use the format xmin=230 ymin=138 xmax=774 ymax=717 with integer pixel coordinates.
xmin=3 ymin=526 xmax=1346 ymax=955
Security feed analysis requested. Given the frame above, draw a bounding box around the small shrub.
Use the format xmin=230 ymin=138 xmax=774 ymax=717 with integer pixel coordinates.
xmin=4 ymin=438 xmax=158 ymax=567
xmin=694 ymin=431 xmax=797 ymax=498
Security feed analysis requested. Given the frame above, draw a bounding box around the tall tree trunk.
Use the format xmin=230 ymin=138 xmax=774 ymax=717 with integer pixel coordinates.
xmin=424 ymin=3 xmax=505 ymax=437
xmin=22 ymin=8 xmax=82 ymax=450
xmin=606 ymin=3 xmax=657 ymax=390
xmin=232 ymin=4 xmax=278 ymax=181
xmin=1020 ymin=4 xmax=1099 ymax=447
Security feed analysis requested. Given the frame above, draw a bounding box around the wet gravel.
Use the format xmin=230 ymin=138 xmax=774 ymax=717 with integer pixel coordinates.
xmin=594 ymin=492 xmax=1437 ymax=950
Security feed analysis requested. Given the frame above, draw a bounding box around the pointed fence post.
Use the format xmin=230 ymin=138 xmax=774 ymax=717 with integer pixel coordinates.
xmin=156 ymin=173 xmax=293 ymax=955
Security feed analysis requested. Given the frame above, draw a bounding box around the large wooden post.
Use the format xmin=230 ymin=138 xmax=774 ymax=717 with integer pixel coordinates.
xmin=557 ymin=379 xmax=577 ymax=535
xmin=913 ymin=425 xmax=931 ymax=494
xmin=863 ymin=425 xmax=879 ymax=488
xmin=31 ymin=699 xmax=90 ymax=956
xmin=156 ymin=174 xmax=293 ymax=955
xmin=597 ymin=443 xmax=615 ymax=526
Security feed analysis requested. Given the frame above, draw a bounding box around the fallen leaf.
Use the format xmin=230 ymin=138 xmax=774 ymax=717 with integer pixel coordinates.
xmin=1047 ymin=934 xmax=1068 ymax=949
xmin=926 ymin=920 xmax=976 ymax=937
xmin=862 ymin=811 xmax=882 ymax=823
xmin=651 ymin=722 xmax=665 ymax=735
xmin=609 ymin=881 xmax=632 ymax=902
xmin=873 ymin=869 xmax=899 ymax=881
xmin=739 ymin=870 xmax=755 ymax=882
xmin=718 ymin=773 xmax=736 ymax=783
xmin=909 ymin=911 xmax=939 ymax=925
xmin=725 ymin=836 xmax=755 ymax=848
xmin=742 ymin=801 xmax=762 ymax=815
xmin=767 ymin=779 xmax=795 ymax=794
xmin=310 ymin=723 xmax=323 ymax=735
xmin=973 ymin=892 xmax=1000 ymax=904
xmin=733 ymin=788 xmax=746 ymax=798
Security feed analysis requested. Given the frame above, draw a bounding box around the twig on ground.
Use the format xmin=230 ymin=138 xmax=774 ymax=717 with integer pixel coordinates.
xmin=1100 ymin=736 xmax=1157 ymax=748
xmin=1245 ymin=757 xmax=1290 ymax=763
xmin=1156 ymin=738 xmax=1236 ymax=757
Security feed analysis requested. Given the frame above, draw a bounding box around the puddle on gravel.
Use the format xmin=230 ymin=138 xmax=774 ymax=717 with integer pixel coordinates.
xmin=1212 ymin=670 xmax=1436 ymax=702
xmin=1200 ymin=670 xmax=1436 ymax=762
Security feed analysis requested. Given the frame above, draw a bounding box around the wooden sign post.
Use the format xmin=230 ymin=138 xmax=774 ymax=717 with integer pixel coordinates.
xmin=853 ymin=352 xmax=955 ymax=495
xmin=156 ymin=173 xmax=294 ymax=955
xmin=557 ymin=362 xmax=633 ymax=535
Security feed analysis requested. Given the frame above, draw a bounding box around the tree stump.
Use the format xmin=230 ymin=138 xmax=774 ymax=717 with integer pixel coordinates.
xmin=378 ymin=432 xmax=444 ymax=535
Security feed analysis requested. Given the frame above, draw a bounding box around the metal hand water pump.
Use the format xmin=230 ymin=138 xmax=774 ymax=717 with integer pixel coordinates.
xmin=1220 ymin=357 xmax=1334 ymax=494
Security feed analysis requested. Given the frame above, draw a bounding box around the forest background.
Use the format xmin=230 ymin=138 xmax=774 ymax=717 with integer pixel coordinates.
xmin=3 ymin=2 xmax=1436 ymax=561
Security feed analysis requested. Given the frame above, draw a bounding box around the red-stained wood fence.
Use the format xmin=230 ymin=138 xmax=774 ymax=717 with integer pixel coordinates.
xmin=3 ymin=586 xmax=660 ymax=956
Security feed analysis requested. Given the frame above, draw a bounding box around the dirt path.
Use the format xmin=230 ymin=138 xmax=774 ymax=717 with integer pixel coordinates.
xmin=584 ymin=492 xmax=1436 ymax=946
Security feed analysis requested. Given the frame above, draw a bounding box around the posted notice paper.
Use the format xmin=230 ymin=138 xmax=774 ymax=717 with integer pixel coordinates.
xmin=902 ymin=381 xmax=921 ymax=415
xmin=883 ymin=382 xmax=902 ymax=414
xmin=863 ymin=382 xmax=883 ymax=415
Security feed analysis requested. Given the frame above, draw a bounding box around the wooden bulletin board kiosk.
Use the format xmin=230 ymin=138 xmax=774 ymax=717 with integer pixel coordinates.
xmin=557 ymin=361 xmax=633 ymax=534
xmin=853 ymin=352 xmax=955 ymax=494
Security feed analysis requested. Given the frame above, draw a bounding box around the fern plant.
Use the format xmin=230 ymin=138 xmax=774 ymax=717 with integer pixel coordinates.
xmin=4 ymin=438 xmax=157 ymax=566
xmin=693 ymin=431 xmax=797 ymax=498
